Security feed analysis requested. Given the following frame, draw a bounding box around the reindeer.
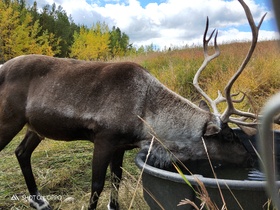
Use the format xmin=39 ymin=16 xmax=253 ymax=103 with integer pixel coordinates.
xmin=0 ymin=0 xmax=272 ymax=209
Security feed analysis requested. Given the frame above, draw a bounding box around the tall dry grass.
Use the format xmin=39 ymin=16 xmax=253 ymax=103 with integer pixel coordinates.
xmin=124 ymin=40 xmax=280 ymax=113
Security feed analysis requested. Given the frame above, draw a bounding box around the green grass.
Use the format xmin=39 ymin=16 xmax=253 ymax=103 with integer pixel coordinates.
xmin=0 ymin=128 xmax=148 ymax=209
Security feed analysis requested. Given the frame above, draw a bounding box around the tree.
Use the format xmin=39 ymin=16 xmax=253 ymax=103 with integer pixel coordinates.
xmin=53 ymin=5 xmax=72 ymax=57
xmin=109 ymin=26 xmax=130 ymax=57
xmin=70 ymin=22 xmax=110 ymax=61
xmin=136 ymin=46 xmax=142 ymax=54
xmin=37 ymin=3 xmax=75 ymax=57
xmin=29 ymin=1 xmax=39 ymax=24
xmin=0 ymin=0 xmax=60 ymax=62
xmin=0 ymin=1 xmax=130 ymax=61
xmin=30 ymin=2 xmax=80 ymax=57
xmin=0 ymin=1 xmax=20 ymax=61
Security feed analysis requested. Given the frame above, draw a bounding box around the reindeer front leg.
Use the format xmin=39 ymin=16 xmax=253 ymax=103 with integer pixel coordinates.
xmin=15 ymin=129 xmax=51 ymax=210
xmin=88 ymin=136 xmax=115 ymax=210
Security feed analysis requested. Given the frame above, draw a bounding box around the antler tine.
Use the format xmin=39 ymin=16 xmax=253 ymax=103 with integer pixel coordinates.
xmin=220 ymin=0 xmax=267 ymax=124
xmin=193 ymin=17 xmax=221 ymax=115
xmin=229 ymin=117 xmax=258 ymax=127
xmin=203 ymin=17 xmax=220 ymax=59
xmin=214 ymin=91 xmax=246 ymax=104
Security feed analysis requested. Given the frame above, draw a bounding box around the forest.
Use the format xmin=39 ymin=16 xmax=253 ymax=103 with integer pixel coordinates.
xmin=0 ymin=0 xmax=134 ymax=63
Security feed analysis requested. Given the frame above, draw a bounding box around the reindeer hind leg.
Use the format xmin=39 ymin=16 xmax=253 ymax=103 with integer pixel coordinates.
xmin=15 ymin=129 xmax=52 ymax=210
xmin=0 ymin=120 xmax=25 ymax=151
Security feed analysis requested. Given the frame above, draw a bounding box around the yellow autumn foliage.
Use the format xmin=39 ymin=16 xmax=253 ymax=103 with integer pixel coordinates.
xmin=0 ymin=1 xmax=60 ymax=61
xmin=70 ymin=22 xmax=111 ymax=61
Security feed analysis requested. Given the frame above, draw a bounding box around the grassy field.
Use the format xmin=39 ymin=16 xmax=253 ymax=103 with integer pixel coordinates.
xmin=134 ymin=40 xmax=280 ymax=109
xmin=0 ymin=127 xmax=148 ymax=209
xmin=0 ymin=40 xmax=279 ymax=209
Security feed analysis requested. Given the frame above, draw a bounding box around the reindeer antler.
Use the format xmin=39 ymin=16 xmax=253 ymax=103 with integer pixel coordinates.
xmin=193 ymin=0 xmax=268 ymax=129
xmin=192 ymin=17 xmax=247 ymax=117
xmin=220 ymin=0 xmax=267 ymax=126
xmin=193 ymin=17 xmax=220 ymax=115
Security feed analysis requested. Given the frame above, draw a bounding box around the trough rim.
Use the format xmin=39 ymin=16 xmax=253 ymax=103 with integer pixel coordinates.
xmin=135 ymin=129 xmax=280 ymax=191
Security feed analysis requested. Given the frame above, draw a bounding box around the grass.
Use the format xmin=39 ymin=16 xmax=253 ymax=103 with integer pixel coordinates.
xmin=125 ymin=40 xmax=280 ymax=111
xmin=0 ymin=127 xmax=148 ymax=209
xmin=0 ymin=40 xmax=279 ymax=209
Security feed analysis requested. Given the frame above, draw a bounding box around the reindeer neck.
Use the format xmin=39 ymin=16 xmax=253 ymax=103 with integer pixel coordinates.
xmin=142 ymin=79 xmax=212 ymax=143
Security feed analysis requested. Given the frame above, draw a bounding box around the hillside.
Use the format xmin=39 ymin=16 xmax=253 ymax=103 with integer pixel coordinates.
xmin=126 ymin=40 xmax=280 ymax=112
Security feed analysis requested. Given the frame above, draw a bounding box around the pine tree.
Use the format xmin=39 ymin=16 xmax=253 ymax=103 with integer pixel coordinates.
xmin=109 ymin=26 xmax=130 ymax=57
xmin=33 ymin=2 xmax=79 ymax=57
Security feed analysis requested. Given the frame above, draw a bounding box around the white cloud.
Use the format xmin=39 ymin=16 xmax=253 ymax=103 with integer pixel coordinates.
xmin=27 ymin=0 xmax=279 ymax=49
xmin=218 ymin=28 xmax=280 ymax=44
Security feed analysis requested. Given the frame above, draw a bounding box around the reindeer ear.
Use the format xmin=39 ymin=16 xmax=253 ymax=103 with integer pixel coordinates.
xmin=199 ymin=100 xmax=211 ymax=112
xmin=204 ymin=122 xmax=221 ymax=136
xmin=237 ymin=125 xmax=257 ymax=136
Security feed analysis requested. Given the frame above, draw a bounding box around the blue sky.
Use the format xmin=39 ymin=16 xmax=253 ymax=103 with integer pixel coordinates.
xmin=28 ymin=0 xmax=279 ymax=49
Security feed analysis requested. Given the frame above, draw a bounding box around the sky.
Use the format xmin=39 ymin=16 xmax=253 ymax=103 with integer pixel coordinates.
xmin=27 ymin=0 xmax=280 ymax=49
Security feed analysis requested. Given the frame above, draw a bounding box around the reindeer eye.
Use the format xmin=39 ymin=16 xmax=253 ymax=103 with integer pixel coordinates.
xmin=227 ymin=132 xmax=241 ymax=143
xmin=227 ymin=133 xmax=233 ymax=140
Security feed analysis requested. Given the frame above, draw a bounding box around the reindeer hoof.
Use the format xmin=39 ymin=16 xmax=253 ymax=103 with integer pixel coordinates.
xmin=107 ymin=202 xmax=120 ymax=210
xmin=29 ymin=194 xmax=52 ymax=210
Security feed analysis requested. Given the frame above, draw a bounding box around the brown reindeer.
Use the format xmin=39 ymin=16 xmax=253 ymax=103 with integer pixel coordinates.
xmin=0 ymin=0 xmax=269 ymax=209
